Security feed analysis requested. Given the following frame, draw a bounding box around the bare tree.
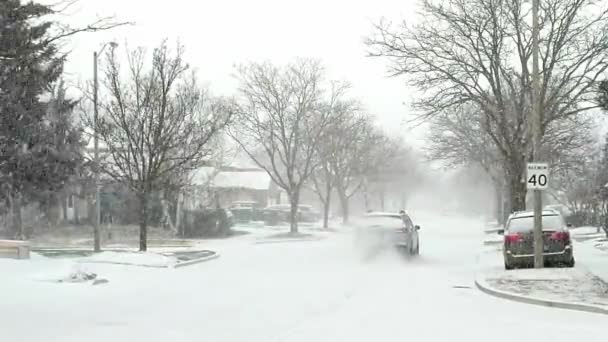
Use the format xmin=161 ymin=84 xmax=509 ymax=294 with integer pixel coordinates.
xmin=310 ymin=152 xmax=336 ymax=229
xmin=367 ymin=137 xmax=422 ymax=212
xmin=427 ymin=101 xmax=596 ymax=221
xmin=45 ymin=1 xmax=132 ymax=44
xmin=333 ymin=116 xmax=384 ymax=223
xmin=309 ymin=98 xmax=368 ymax=227
xmin=230 ymin=59 xmax=335 ymax=234
xmin=91 ymin=41 xmax=233 ymax=251
xmin=427 ymin=104 xmax=513 ymax=221
xmin=367 ymin=0 xmax=608 ymax=211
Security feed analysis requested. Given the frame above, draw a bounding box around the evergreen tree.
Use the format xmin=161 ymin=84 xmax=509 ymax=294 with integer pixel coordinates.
xmin=0 ymin=0 xmax=80 ymax=238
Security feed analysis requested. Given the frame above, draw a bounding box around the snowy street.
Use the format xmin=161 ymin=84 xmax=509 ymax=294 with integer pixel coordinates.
xmin=1 ymin=212 xmax=606 ymax=342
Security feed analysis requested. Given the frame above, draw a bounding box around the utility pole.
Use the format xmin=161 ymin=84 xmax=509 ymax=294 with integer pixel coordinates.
xmin=92 ymin=42 xmax=117 ymax=253
xmin=532 ymin=0 xmax=544 ymax=268
xmin=93 ymin=50 xmax=101 ymax=253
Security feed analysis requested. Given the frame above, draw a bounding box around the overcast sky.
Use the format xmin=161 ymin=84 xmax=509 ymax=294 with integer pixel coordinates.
xmin=47 ymin=0 xmax=428 ymax=145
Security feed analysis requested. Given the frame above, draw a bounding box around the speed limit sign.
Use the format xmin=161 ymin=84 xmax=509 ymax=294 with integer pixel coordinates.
xmin=527 ymin=163 xmax=549 ymax=190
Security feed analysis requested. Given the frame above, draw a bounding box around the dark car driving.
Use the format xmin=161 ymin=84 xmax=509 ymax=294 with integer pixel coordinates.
xmin=502 ymin=210 xmax=575 ymax=269
xmin=353 ymin=211 xmax=420 ymax=256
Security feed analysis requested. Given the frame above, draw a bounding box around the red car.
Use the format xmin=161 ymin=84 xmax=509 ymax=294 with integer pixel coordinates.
xmin=502 ymin=210 xmax=575 ymax=270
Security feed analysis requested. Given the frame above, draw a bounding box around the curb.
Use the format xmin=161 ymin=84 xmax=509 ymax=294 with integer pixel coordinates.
xmin=483 ymin=240 xmax=502 ymax=246
xmin=484 ymin=228 xmax=502 ymax=234
xmin=254 ymin=236 xmax=325 ymax=245
xmin=475 ymin=275 xmax=608 ymax=316
xmin=77 ymin=260 xmax=168 ymax=268
xmin=77 ymin=251 xmax=220 ymax=269
xmin=174 ymin=253 xmax=220 ymax=268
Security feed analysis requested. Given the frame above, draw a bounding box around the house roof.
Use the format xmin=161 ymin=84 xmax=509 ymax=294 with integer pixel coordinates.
xmin=190 ymin=167 xmax=271 ymax=190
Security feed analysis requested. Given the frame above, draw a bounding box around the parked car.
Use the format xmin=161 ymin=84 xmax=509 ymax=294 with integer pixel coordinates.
xmin=296 ymin=204 xmax=321 ymax=222
xmin=229 ymin=201 xmax=264 ymax=222
xmin=262 ymin=204 xmax=321 ymax=225
xmin=230 ymin=201 xmax=264 ymax=209
xmin=501 ymin=210 xmax=575 ymax=270
xmin=353 ymin=211 xmax=420 ymax=256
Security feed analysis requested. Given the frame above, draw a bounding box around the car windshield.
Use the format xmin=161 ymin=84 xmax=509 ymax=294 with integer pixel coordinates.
xmin=507 ymin=215 xmax=565 ymax=233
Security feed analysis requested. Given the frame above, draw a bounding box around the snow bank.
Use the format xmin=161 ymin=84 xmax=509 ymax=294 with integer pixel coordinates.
xmin=478 ymin=246 xmax=608 ymax=310
xmin=79 ymin=251 xmax=177 ymax=268
xmin=570 ymin=226 xmax=603 ymax=236
xmin=488 ymin=267 xmax=581 ymax=281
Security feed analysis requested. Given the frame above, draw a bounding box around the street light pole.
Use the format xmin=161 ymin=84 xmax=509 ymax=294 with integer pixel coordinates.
xmin=532 ymin=0 xmax=544 ymax=268
xmin=92 ymin=42 xmax=117 ymax=253
xmin=93 ymin=50 xmax=101 ymax=252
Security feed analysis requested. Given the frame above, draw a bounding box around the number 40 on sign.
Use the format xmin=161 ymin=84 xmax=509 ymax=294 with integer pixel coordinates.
xmin=527 ymin=163 xmax=549 ymax=190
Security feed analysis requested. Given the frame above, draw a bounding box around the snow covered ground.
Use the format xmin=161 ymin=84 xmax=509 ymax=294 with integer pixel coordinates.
xmin=1 ymin=211 xmax=606 ymax=342
xmin=479 ymin=248 xmax=608 ymax=308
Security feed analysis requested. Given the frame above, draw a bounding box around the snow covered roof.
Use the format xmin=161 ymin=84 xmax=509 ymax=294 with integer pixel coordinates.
xmin=190 ymin=167 xmax=271 ymax=190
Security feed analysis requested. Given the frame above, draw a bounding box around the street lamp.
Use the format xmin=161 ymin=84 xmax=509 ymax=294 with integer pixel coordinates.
xmin=93 ymin=41 xmax=118 ymax=252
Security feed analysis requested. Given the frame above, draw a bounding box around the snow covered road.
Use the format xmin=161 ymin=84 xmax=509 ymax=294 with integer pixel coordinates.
xmin=1 ymin=212 xmax=605 ymax=342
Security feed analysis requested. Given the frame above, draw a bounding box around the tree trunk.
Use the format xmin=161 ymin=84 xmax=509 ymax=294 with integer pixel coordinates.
xmin=338 ymin=189 xmax=350 ymax=224
xmin=47 ymin=192 xmax=61 ymax=228
xmin=160 ymin=189 xmax=175 ymax=232
xmin=508 ymin=172 xmax=527 ymax=213
xmin=288 ymin=190 xmax=300 ymax=234
xmin=322 ymin=183 xmax=331 ymax=229
xmin=175 ymin=191 xmax=182 ymax=236
xmin=74 ymin=195 xmax=80 ymax=224
xmin=494 ymin=181 xmax=504 ymax=224
xmin=8 ymin=193 xmax=24 ymax=240
xmin=61 ymin=192 xmax=68 ymax=222
xmin=138 ymin=191 xmax=149 ymax=252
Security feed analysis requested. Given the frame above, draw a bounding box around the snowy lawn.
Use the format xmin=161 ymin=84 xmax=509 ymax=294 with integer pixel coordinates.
xmin=255 ymin=232 xmax=325 ymax=244
xmin=0 ymin=253 xmax=104 ymax=284
xmin=570 ymin=226 xmax=606 ymax=242
xmin=267 ymin=232 xmax=315 ymax=239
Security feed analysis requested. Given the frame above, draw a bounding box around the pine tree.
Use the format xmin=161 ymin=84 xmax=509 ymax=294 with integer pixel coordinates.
xmin=0 ymin=0 xmax=79 ymax=238
xmin=35 ymin=80 xmax=84 ymax=228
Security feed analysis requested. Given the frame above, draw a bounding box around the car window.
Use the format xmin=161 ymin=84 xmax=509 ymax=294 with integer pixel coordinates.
xmin=506 ymin=215 xmax=565 ymax=233
xmin=357 ymin=216 xmax=405 ymax=229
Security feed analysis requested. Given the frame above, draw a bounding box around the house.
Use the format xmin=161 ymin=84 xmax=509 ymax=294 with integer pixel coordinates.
xmin=187 ymin=166 xmax=273 ymax=209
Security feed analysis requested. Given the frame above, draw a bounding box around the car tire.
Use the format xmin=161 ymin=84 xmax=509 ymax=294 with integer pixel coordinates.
xmin=413 ymin=240 xmax=419 ymax=255
xmin=504 ymin=261 xmax=514 ymax=270
xmin=565 ymin=257 xmax=575 ymax=268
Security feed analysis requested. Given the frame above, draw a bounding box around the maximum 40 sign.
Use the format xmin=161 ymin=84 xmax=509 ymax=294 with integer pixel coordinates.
xmin=526 ymin=163 xmax=549 ymax=190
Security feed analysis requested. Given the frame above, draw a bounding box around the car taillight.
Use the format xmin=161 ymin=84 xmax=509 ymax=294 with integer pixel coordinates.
xmin=504 ymin=233 xmax=523 ymax=243
xmin=551 ymin=231 xmax=570 ymax=242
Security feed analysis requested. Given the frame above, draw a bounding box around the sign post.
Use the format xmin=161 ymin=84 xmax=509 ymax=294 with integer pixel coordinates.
xmin=527 ymin=162 xmax=549 ymax=268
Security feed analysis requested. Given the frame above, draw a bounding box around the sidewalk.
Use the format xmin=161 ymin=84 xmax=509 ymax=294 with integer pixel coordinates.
xmin=478 ymin=230 xmax=608 ymax=315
